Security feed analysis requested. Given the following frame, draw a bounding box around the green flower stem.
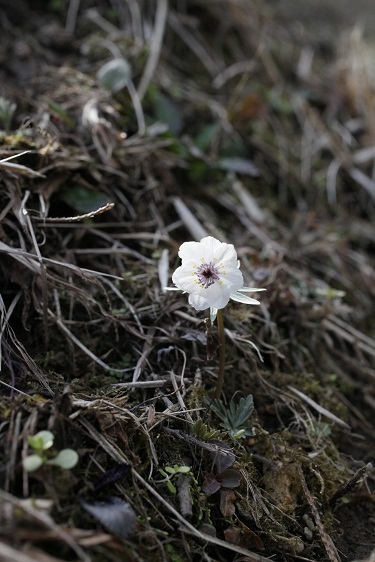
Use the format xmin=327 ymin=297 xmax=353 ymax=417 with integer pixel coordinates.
xmin=214 ymin=309 xmax=226 ymax=399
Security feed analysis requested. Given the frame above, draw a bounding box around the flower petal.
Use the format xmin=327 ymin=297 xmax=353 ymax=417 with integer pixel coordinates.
xmin=199 ymin=236 xmax=223 ymax=254
xmin=172 ymin=265 xmax=197 ymax=292
xmin=188 ymin=293 xmax=210 ymax=310
xmin=199 ymin=237 xmax=240 ymax=266
xmin=219 ymin=266 xmax=243 ymax=291
xmin=213 ymin=243 xmax=237 ymax=265
xmin=178 ymin=241 xmax=203 ymax=261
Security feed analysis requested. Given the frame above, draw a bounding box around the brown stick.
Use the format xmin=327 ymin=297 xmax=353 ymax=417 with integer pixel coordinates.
xmin=214 ymin=309 xmax=226 ymax=399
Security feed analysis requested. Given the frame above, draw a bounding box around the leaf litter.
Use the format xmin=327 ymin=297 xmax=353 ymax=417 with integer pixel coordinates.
xmin=0 ymin=1 xmax=374 ymax=561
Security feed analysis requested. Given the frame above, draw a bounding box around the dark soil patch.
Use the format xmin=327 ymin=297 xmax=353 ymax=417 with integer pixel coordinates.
xmin=335 ymin=497 xmax=375 ymax=560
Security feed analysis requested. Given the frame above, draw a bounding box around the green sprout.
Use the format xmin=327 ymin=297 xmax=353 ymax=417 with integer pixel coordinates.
xmin=210 ymin=395 xmax=255 ymax=438
xmin=158 ymin=464 xmax=191 ymax=494
xmin=0 ymin=96 xmax=16 ymax=131
xmin=22 ymin=430 xmax=79 ymax=472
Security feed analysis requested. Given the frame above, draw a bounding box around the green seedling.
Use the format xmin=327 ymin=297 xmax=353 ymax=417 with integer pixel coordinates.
xmin=158 ymin=464 xmax=191 ymax=494
xmin=210 ymin=395 xmax=255 ymax=438
xmin=0 ymin=96 xmax=16 ymax=131
xmin=23 ymin=430 xmax=78 ymax=472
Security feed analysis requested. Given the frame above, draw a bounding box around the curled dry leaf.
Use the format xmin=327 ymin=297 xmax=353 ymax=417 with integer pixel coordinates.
xmin=224 ymin=524 xmax=265 ymax=551
xmin=220 ymin=489 xmax=237 ymax=517
xmin=81 ymin=497 xmax=136 ymax=539
xmin=202 ymin=473 xmax=222 ymax=495
xmin=202 ymin=468 xmax=242 ymax=496
xmin=93 ymin=463 xmax=131 ymax=492
xmin=210 ymin=439 xmax=235 ymax=473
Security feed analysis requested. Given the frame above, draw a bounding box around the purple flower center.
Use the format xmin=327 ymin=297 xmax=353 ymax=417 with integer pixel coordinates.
xmin=196 ymin=261 xmax=221 ymax=289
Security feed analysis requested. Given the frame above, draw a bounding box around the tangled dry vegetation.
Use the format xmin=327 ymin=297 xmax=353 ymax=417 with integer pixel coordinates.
xmin=0 ymin=1 xmax=375 ymax=561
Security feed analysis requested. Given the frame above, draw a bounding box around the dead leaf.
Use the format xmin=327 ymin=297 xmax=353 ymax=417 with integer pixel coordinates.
xmin=202 ymin=473 xmax=221 ymax=495
xmin=220 ymin=489 xmax=237 ymax=517
xmin=211 ymin=440 xmax=236 ymax=472
xmin=224 ymin=524 xmax=265 ymax=551
xmin=81 ymin=497 xmax=136 ymax=539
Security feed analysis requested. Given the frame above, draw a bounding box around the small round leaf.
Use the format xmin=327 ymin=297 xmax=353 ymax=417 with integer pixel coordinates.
xmin=23 ymin=454 xmax=43 ymax=472
xmin=166 ymin=480 xmax=177 ymax=494
xmin=97 ymin=58 xmax=132 ymax=93
xmin=202 ymin=473 xmax=221 ymax=495
xmin=217 ymin=469 xmax=242 ymax=489
xmin=177 ymin=466 xmax=191 ymax=474
xmin=28 ymin=431 xmax=54 ymax=452
xmin=47 ymin=449 xmax=78 ymax=469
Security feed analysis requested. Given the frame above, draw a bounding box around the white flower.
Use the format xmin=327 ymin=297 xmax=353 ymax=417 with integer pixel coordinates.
xmin=168 ymin=236 xmax=265 ymax=320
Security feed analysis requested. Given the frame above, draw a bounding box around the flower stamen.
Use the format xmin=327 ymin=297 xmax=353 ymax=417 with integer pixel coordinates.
xmin=196 ymin=261 xmax=220 ymax=289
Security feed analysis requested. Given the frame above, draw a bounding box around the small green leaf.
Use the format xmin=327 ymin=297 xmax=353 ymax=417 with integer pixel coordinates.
xmin=47 ymin=449 xmax=78 ymax=469
xmin=228 ymin=396 xmax=254 ymax=427
xmin=209 ymin=399 xmax=230 ymax=424
xmin=97 ymin=58 xmax=132 ymax=93
xmin=47 ymin=101 xmax=74 ymax=128
xmin=232 ymin=429 xmax=246 ymax=439
xmin=151 ymin=92 xmax=183 ymax=135
xmin=210 ymin=396 xmax=254 ymax=437
xmin=192 ymin=419 xmax=222 ymax=440
xmin=194 ymin=123 xmax=219 ymax=151
xmin=177 ymin=466 xmax=191 ymax=474
xmin=164 ymin=466 xmax=176 ymax=475
xmin=28 ymin=431 xmax=54 ymax=452
xmin=23 ymin=454 xmax=44 ymax=472
xmin=166 ymin=480 xmax=177 ymax=494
